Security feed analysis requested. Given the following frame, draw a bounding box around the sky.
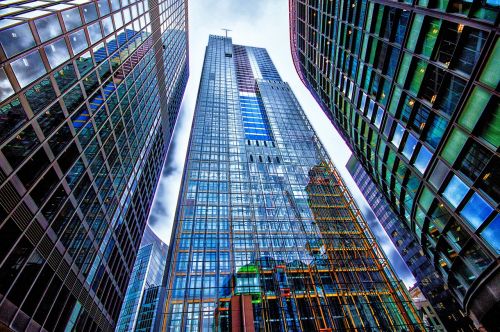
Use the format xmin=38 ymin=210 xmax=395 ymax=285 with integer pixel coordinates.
xmin=148 ymin=0 xmax=417 ymax=287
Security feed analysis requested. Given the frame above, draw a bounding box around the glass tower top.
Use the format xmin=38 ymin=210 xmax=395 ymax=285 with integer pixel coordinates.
xmin=160 ymin=35 xmax=424 ymax=331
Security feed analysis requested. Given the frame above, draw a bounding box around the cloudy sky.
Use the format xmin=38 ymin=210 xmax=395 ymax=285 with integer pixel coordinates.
xmin=148 ymin=0 xmax=416 ymax=287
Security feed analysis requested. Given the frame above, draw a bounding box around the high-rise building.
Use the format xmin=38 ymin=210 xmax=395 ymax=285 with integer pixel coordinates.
xmin=346 ymin=155 xmax=475 ymax=331
xmin=289 ymin=0 xmax=499 ymax=327
xmin=116 ymin=226 xmax=168 ymax=332
xmin=0 ymin=0 xmax=188 ymax=330
xmin=160 ymin=35 xmax=424 ymax=331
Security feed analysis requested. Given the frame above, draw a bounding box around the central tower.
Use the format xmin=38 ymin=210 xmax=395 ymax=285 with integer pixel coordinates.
xmin=160 ymin=35 xmax=423 ymax=331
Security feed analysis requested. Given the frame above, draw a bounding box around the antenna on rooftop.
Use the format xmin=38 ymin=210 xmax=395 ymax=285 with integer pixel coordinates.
xmin=221 ymin=28 xmax=232 ymax=38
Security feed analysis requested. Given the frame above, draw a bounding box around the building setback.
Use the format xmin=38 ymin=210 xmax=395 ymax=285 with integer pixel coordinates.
xmin=0 ymin=0 xmax=188 ymax=330
xmin=160 ymin=35 xmax=424 ymax=331
xmin=346 ymin=155 xmax=475 ymax=331
xmin=289 ymin=0 xmax=499 ymax=328
xmin=116 ymin=226 xmax=168 ymax=332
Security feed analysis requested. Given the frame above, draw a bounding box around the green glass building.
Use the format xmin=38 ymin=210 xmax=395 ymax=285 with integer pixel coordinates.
xmin=289 ymin=0 xmax=499 ymax=328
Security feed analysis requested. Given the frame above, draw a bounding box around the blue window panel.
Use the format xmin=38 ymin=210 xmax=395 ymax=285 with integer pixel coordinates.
xmin=442 ymin=175 xmax=468 ymax=208
xmin=460 ymin=193 xmax=493 ymax=230
xmin=414 ymin=145 xmax=432 ymax=174
xmin=73 ymin=82 xmax=115 ymax=129
xmin=481 ymin=215 xmax=500 ymax=254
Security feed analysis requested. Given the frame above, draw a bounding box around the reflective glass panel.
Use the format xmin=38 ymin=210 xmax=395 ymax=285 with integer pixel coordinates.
xmin=481 ymin=215 xmax=500 ymax=254
xmin=442 ymin=175 xmax=468 ymax=208
xmin=62 ymin=8 xmax=82 ymax=31
xmin=70 ymin=29 xmax=88 ymax=55
xmin=414 ymin=145 xmax=432 ymax=174
xmin=11 ymin=51 xmax=47 ymax=88
xmin=45 ymin=38 xmax=70 ymax=69
xmin=35 ymin=14 xmax=62 ymax=42
xmin=0 ymin=23 xmax=35 ymax=57
xmin=460 ymin=193 xmax=493 ymax=230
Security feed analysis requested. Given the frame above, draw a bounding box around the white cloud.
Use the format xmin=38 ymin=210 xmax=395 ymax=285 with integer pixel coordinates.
xmin=148 ymin=0 xmax=416 ymax=288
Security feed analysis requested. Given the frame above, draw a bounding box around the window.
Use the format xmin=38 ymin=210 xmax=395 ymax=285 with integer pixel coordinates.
xmin=481 ymin=215 xmax=500 ymax=254
xmin=0 ymin=97 xmax=26 ymax=144
xmin=458 ymin=141 xmax=490 ymax=182
xmin=441 ymin=128 xmax=467 ymax=164
xmin=476 ymin=101 xmax=500 ymax=148
xmin=402 ymin=133 xmax=417 ymax=160
xmin=83 ymin=3 xmax=98 ymax=23
xmin=11 ymin=51 xmax=47 ymax=88
xmin=424 ymin=114 xmax=448 ymax=149
xmin=35 ymin=15 xmax=62 ymax=42
xmin=0 ymin=23 xmax=35 ymax=57
xmin=0 ymin=68 xmax=14 ymax=103
xmin=429 ymin=159 xmax=448 ymax=189
xmin=391 ymin=123 xmax=404 ymax=148
xmin=62 ymin=8 xmax=82 ymax=31
xmin=479 ymin=39 xmax=499 ymax=88
xmin=458 ymin=86 xmax=490 ymax=132
xmin=414 ymin=145 xmax=432 ymax=174
xmin=460 ymin=193 xmax=493 ymax=230
xmin=70 ymin=29 xmax=88 ymax=55
xmin=45 ymin=38 xmax=70 ymax=69
xmin=2 ymin=125 xmax=40 ymax=168
xmin=442 ymin=175 xmax=468 ymax=208
xmin=477 ymin=158 xmax=499 ymax=203
xmin=453 ymin=28 xmax=487 ymax=75
xmin=88 ymin=23 xmax=102 ymax=45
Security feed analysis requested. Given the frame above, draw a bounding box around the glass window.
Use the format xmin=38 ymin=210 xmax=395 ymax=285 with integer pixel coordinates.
xmin=110 ymin=0 xmax=121 ymax=11
xmin=44 ymin=38 xmax=70 ymax=69
xmin=458 ymin=141 xmax=490 ymax=182
xmin=435 ymin=74 xmax=466 ymax=116
xmin=62 ymin=8 xmax=82 ymax=31
xmin=88 ymin=23 xmax=102 ymax=45
xmin=402 ymin=133 xmax=418 ymax=160
xmin=442 ymin=175 xmax=468 ymax=208
xmin=0 ymin=23 xmax=35 ymax=58
xmin=0 ymin=68 xmax=14 ymax=102
xmin=479 ymin=39 xmax=499 ymax=88
xmin=429 ymin=159 xmax=448 ymax=189
xmin=454 ymin=28 xmax=487 ymax=75
xmin=2 ymin=125 xmax=40 ymax=168
xmin=424 ymin=114 xmax=448 ymax=149
xmin=462 ymin=242 xmax=492 ymax=274
xmin=0 ymin=98 xmax=26 ymax=144
xmin=408 ymin=59 xmax=427 ymax=95
xmin=82 ymin=3 xmax=98 ymax=23
xmin=97 ymin=0 xmax=110 ymax=16
xmin=417 ymin=18 xmax=441 ymax=58
xmin=477 ymin=158 xmax=499 ymax=203
xmin=35 ymin=15 xmax=62 ymax=42
xmin=69 ymin=29 xmax=88 ymax=55
xmin=37 ymin=102 xmax=66 ymax=137
xmin=114 ymin=12 xmax=123 ymax=29
xmin=418 ymin=186 xmax=434 ymax=212
xmin=481 ymin=215 xmax=500 ymax=254
xmin=11 ymin=51 xmax=47 ymax=88
xmin=460 ymin=193 xmax=494 ymax=230
xmin=477 ymin=102 xmax=500 ymax=148
xmin=374 ymin=108 xmax=383 ymax=128
xmin=441 ymin=128 xmax=467 ymax=164
xmin=102 ymin=17 xmax=114 ymax=36
xmin=391 ymin=123 xmax=404 ymax=148
xmin=414 ymin=145 xmax=432 ymax=174
xmin=458 ymin=86 xmax=490 ymax=132
xmin=25 ymin=77 xmax=56 ymax=115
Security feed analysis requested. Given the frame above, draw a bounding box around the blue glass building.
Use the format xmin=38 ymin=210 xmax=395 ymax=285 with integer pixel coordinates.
xmin=160 ymin=35 xmax=424 ymax=331
xmin=0 ymin=0 xmax=187 ymax=330
xmin=346 ymin=155 xmax=475 ymax=331
xmin=116 ymin=226 xmax=167 ymax=332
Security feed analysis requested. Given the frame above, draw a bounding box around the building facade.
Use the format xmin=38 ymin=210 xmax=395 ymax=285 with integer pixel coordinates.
xmin=346 ymin=155 xmax=475 ymax=331
xmin=116 ymin=226 xmax=168 ymax=332
xmin=160 ymin=35 xmax=424 ymax=331
xmin=0 ymin=0 xmax=187 ymax=330
xmin=289 ymin=0 xmax=499 ymax=327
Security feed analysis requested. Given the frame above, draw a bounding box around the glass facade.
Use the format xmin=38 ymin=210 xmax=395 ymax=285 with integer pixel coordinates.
xmin=289 ymin=0 xmax=499 ymax=328
xmin=0 ymin=0 xmax=187 ymax=330
xmin=160 ymin=35 xmax=424 ymax=331
xmin=346 ymin=155 xmax=475 ymax=331
xmin=116 ymin=226 xmax=168 ymax=332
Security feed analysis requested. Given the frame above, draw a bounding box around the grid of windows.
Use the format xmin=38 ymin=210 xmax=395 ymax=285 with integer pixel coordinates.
xmin=0 ymin=0 xmax=188 ymax=330
xmin=160 ymin=35 xmax=423 ymax=332
xmin=290 ymin=0 xmax=499 ymax=327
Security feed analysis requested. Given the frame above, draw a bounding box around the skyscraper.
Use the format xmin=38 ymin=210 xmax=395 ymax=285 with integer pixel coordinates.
xmin=116 ymin=226 xmax=168 ymax=332
xmin=346 ymin=155 xmax=474 ymax=331
xmin=160 ymin=35 xmax=423 ymax=331
xmin=0 ymin=0 xmax=187 ymax=330
xmin=289 ymin=0 xmax=499 ymax=327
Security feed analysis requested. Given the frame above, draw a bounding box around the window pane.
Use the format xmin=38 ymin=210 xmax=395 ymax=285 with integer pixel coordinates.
xmin=391 ymin=123 xmax=404 ymax=148
xmin=62 ymin=8 xmax=82 ymax=31
xmin=11 ymin=51 xmax=47 ymax=88
xmin=0 ymin=68 xmax=14 ymax=102
xmin=97 ymin=0 xmax=110 ymax=16
xmin=460 ymin=193 xmax=494 ymax=230
xmin=402 ymin=133 xmax=417 ymax=160
xmin=458 ymin=86 xmax=490 ymax=132
xmin=441 ymin=127 xmax=467 ymax=164
xmin=0 ymin=23 xmax=35 ymax=57
xmin=442 ymin=175 xmax=468 ymax=208
xmin=0 ymin=98 xmax=26 ymax=144
xmin=424 ymin=114 xmax=448 ymax=149
xmin=2 ymin=125 xmax=40 ymax=168
xmin=458 ymin=141 xmax=490 ymax=182
xmin=69 ymin=29 xmax=88 ymax=55
xmin=88 ymin=23 xmax=102 ymax=45
xmin=25 ymin=77 xmax=56 ymax=115
xmin=481 ymin=215 xmax=500 ymax=254
xmin=45 ymin=39 xmax=70 ymax=69
xmin=82 ymin=3 xmax=98 ymax=23
xmin=479 ymin=39 xmax=500 ymax=88
xmin=414 ymin=145 xmax=432 ymax=174
xmin=477 ymin=103 xmax=500 ymax=148
xmin=429 ymin=159 xmax=448 ymax=189
xmin=35 ymin=14 xmax=62 ymax=42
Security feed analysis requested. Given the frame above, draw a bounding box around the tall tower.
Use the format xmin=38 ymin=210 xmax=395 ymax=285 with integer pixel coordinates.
xmin=160 ymin=35 xmax=423 ymax=331
xmin=0 ymin=0 xmax=188 ymax=330
xmin=289 ymin=0 xmax=499 ymax=328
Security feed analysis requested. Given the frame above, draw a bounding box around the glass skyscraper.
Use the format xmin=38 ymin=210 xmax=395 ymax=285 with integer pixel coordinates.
xmin=160 ymin=35 xmax=423 ymax=331
xmin=0 ymin=0 xmax=187 ymax=330
xmin=116 ymin=226 xmax=168 ymax=332
xmin=289 ymin=0 xmax=499 ymax=328
xmin=346 ymin=155 xmax=474 ymax=331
